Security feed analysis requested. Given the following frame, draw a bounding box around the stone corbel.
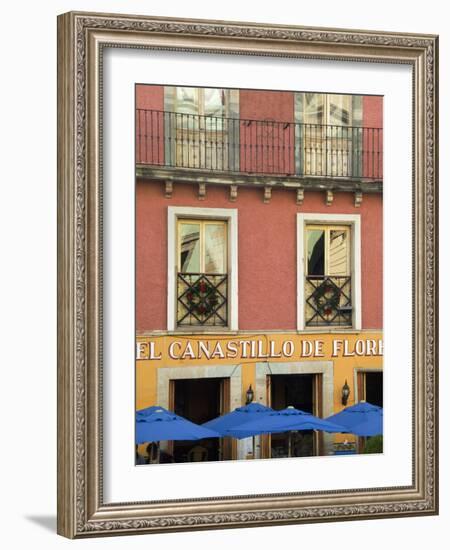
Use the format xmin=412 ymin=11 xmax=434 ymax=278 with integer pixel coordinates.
xmin=325 ymin=190 xmax=334 ymax=206
xmin=354 ymin=191 xmax=363 ymax=207
xmin=198 ymin=182 xmax=206 ymax=200
xmin=263 ymin=186 xmax=272 ymax=204
xmin=164 ymin=180 xmax=173 ymax=199
xmin=230 ymin=184 xmax=238 ymax=202
xmin=296 ymin=188 xmax=304 ymax=205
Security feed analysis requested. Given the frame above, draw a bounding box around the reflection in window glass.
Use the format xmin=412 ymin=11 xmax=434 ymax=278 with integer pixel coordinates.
xmin=328 ymin=95 xmax=351 ymax=126
xmin=204 ymin=88 xmax=224 ymax=131
xmin=175 ymin=88 xmax=199 ymax=130
xmin=329 ymin=230 xmax=349 ymax=276
xmin=176 ymin=87 xmax=198 ymax=114
xmin=204 ymin=88 xmax=224 ymax=117
xmin=307 ymin=230 xmax=325 ymax=275
xmin=179 ymin=223 xmax=200 ymax=273
xmin=205 ymin=224 xmax=227 ymax=274
xmin=304 ymin=93 xmax=324 ymax=124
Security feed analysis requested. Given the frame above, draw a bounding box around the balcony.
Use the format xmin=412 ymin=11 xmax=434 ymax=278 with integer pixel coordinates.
xmin=305 ymin=276 xmax=352 ymax=327
xmin=136 ymin=109 xmax=383 ymax=183
xmin=177 ymin=273 xmax=228 ymax=327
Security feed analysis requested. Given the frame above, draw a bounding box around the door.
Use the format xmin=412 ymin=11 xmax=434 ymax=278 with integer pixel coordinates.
xmin=169 ymin=377 xmax=232 ymax=462
xmin=173 ymin=87 xmax=228 ymax=170
xmin=357 ymin=371 xmax=383 ymax=407
xmin=265 ymin=373 xmax=323 ymax=458
xmin=301 ymin=93 xmax=353 ymax=177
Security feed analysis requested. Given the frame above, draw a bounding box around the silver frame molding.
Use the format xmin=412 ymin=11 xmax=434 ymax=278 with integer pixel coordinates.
xmin=57 ymin=11 xmax=439 ymax=538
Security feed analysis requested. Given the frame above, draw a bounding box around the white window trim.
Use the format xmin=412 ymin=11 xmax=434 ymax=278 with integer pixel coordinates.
xmin=168 ymin=206 xmax=238 ymax=331
xmin=297 ymin=213 xmax=361 ymax=331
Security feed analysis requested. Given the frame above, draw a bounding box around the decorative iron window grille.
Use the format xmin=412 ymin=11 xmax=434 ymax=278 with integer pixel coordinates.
xmin=177 ymin=273 xmax=228 ymax=327
xmin=305 ymin=276 xmax=352 ymax=327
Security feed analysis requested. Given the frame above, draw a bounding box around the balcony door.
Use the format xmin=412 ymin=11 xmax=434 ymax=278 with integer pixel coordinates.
xmin=173 ymin=87 xmax=228 ymax=170
xmin=297 ymin=93 xmax=355 ymax=177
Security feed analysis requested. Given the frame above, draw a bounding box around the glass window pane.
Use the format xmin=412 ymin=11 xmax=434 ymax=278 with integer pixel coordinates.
xmin=176 ymin=87 xmax=198 ymax=114
xmin=175 ymin=88 xmax=199 ymax=130
xmin=204 ymin=88 xmax=224 ymax=116
xmin=329 ymin=229 xmax=349 ymax=275
xmin=179 ymin=223 xmax=200 ymax=273
xmin=307 ymin=229 xmax=325 ymax=275
xmin=328 ymin=95 xmax=351 ymax=126
xmin=304 ymin=93 xmax=324 ymax=125
xmin=204 ymin=88 xmax=225 ymax=131
xmin=204 ymin=224 xmax=227 ymax=274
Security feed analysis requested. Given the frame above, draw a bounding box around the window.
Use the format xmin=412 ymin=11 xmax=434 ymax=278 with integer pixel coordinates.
xmin=177 ymin=219 xmax=228 ymax=327
xmin=170 ymin=87 xmax=229 ymax=170
xmin=175 ymin=87 xmax=225 ymax=128
xmin=168 ymin=207 xmax=238 ymax=331
xmin=295 ymin=93 xmax=362 ymax=178
xmin=304 ymin=225 xmax=352 ymax=327
xmin=297 ymin=213 xmax=361 ymax=330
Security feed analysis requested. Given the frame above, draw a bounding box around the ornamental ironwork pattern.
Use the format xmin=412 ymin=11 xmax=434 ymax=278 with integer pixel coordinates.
xmin=305 ymin=276 xmax=352 ymax=327
xmin=177 ymin=273 xmax=228 ymax=326
xmin=136 ymin=109 xmax=383 ymax=180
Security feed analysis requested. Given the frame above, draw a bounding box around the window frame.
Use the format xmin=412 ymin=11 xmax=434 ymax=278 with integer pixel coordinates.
xmin=164 ymin=86 xmax=240 ymax=172
xmin=168 ymin=206 xmax=238 ymax=331
xmin=294 ymin=93 xmax=363 ymax=178
xmin=174 ymin=87 xmax=227 ymax=118
xmin=177 ymin=218 xmax=228 ymax=275
xmin=354 ymin=367 xmax=383 ymax=404
xmin=305 ymin=224 xmax=351 ymax=277
xmin=301 ymin=93 xmax=354 ymax=127
xmin=297 ymin=213 xmax=361 ymax=331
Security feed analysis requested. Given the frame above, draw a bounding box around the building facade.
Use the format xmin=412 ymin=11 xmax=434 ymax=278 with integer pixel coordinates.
xmin=135 ymin=84 xmax=383 ymax=461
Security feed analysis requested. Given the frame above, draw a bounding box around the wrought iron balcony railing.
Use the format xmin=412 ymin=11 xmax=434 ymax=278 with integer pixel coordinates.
xmin=305 ymin=276 xmax=352 ymax=327
xmin=136 ymin=109 xmax=383 ymax=180
xmin=177 ymin=273 xmax=228 ymax=327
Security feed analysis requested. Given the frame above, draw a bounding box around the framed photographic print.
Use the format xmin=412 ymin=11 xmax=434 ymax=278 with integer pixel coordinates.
xmin=57 ymin=11 xmax=438 ymax=538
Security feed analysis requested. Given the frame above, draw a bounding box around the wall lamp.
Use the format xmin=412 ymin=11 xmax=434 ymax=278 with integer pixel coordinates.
xmin=245 ymin=385 xmax=254 ymax=405
xmin=341 ymin=380 xmax=350 ymax=406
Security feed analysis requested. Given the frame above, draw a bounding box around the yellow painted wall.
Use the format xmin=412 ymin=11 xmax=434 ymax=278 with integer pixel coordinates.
xmin=136 ymin=332 xmax=382 ymax=411
xmin=135 ymin=331 xmax=382 ymax=454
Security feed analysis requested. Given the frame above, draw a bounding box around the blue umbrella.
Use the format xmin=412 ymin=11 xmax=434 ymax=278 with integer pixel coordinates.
xmin=230 ymin=406 xmax=348 ymax=457
xmin=136 ymin=405 xmax=183 ymax=419
xmin=202 ymin=402 xmax=274 ymax=438
xmin=325 ymin=401 xmax=383 ymax=437
xmin=203 ymin=402 xmax=274 ymax=458
xmin=136 ymin=407 xmax=221 ymax=445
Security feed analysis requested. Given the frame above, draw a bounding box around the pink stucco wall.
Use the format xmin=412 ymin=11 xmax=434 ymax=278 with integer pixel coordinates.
xmin=136 ymin=84 xmax=165 ymax=165
xmin=362 ymin=96 xmax=383 ymax=179
xmin=239 ymin=90 xmax=295 ymax=174
xmin=136 ymin=181 xmax=383 ymax=332
xmin=135 ymin=86 xmax=383 ymax=179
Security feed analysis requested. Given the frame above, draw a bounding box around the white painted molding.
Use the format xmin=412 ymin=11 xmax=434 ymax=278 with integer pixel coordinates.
xmin=167 ymin=206 xmax=239 ymax=331
xmin=296 ymin=213 xmax=362 ymax=331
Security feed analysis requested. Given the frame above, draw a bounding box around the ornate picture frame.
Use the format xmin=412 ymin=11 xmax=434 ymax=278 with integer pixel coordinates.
xmin=57 ymin=11 xmax=438 ymax=538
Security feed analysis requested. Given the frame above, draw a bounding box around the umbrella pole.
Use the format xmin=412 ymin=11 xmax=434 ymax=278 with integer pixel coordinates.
xmin=252 ymin=436 xmax=256 ymax=459
xmin=157 ymin=441 xmax=161 ymax=463
xmin=288 ymin=432 xmax=292 ymax=458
